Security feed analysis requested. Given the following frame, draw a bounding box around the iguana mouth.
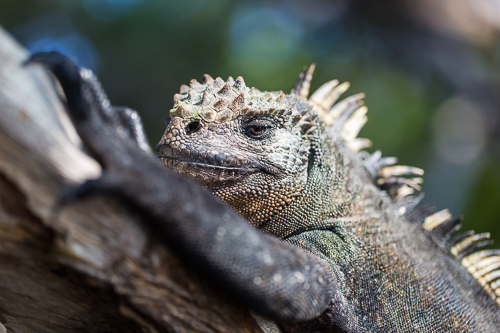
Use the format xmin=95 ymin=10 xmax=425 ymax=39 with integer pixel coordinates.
xmin=157 ymin=155 xmax=259 ymax=172
xmin=157 ymin=155 xmax=261 ymax=186
xmin=156 ymin=145 xmax=264 ymax=185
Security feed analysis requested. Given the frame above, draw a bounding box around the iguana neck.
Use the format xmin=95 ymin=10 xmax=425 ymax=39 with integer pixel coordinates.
xmin=254 ymin=129 xmax=366 ymax=239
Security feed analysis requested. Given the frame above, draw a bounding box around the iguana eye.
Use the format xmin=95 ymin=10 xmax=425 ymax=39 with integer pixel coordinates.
xmin=243 ymin=119 xmax=274 ymax=139
xmin=248 ymin=125 xmax=266 ymax=136
xmin=186 ymin=120 xmax=202 ymax=133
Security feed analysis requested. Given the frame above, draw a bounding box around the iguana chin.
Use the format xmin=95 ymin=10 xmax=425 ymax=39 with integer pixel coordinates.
xmin=28 ymin=52 xmax=500 ymax=332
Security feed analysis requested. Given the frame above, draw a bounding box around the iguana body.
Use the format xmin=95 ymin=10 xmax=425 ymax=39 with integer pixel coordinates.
xmin=29 ymin=53 xmax=500 ymax=332
xmin=157 ymin=66 xmax=500 ymax=332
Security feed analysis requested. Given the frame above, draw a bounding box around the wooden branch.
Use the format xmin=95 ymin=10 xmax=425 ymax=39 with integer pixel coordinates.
xmin=0 ymin=26 xmax=269 ymax=333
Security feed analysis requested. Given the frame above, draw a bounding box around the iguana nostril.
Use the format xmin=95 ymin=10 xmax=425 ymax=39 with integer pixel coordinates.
xmin=186 ymin=120 xmax=201 ymax=133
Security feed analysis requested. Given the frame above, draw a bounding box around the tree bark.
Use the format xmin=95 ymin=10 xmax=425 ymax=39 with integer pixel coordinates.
xmin=0 ymin=25 xmax=272 ymax=333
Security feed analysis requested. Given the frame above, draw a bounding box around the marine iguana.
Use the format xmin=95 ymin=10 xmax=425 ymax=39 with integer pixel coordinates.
xmin=28 ymin=52 xmax=500 ymax=332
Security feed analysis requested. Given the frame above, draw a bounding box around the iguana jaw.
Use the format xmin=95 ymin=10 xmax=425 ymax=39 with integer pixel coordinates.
xmin=157 ymin=154 xmax=263 ymax=186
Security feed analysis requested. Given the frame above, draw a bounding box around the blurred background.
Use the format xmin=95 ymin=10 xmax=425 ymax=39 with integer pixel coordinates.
xmin=1 ymin=0 xmax=500 ymax=240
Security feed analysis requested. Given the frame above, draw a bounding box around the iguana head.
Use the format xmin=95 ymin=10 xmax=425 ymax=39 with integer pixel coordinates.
xmin=157 ymin=66 xmax=367 ymax=233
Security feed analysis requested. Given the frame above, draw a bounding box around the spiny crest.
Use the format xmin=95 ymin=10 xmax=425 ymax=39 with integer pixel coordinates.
xmin=377 ymin=164 xmax=424 ymax=203
xmin=359 ymin=137 xmax=499 ymax=298
xmin=294 ymin=67 xmax=424 ymax=219
xmin=296 ymin=66 xmax=424 ymax=214
xmin=234 ymin=76 xmax=246 ymax=91
xmin=169 ymin=74 xmax=309 ymax=123
xmin=422 ymin=209 xmax=500 ymax=306
xmin=292 ymin=64 xmax=316 ymax=99
xmin=292 ymin=65 xmax=370 ymax=150
xmin=298 ymin=67 xmax=500 ymax=302
xmin=202 ymin=74 xmax=214 ymax=84
xmin=292 ymin=66 xmax=426 ymax=216
xmin=358 ymin=123 xmax=499 ymax=306
xmin=360 ymin=149 xmax=424 ymax=212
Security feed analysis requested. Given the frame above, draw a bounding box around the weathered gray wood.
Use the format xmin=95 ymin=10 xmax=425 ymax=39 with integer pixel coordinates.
xmin=0 ymin=25 xmax=263 ymax=333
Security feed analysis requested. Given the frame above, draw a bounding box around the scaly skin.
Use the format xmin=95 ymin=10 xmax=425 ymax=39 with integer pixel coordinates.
xmin=28 ymin=52 xmax=500 ymax=332
xmin=157 ymin=68 xmax=500 ymax=332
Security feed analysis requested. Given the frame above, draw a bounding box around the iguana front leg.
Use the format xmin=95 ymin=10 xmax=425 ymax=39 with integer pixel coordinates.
xmin=26 ymin=52 xmax=336 ymax=324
